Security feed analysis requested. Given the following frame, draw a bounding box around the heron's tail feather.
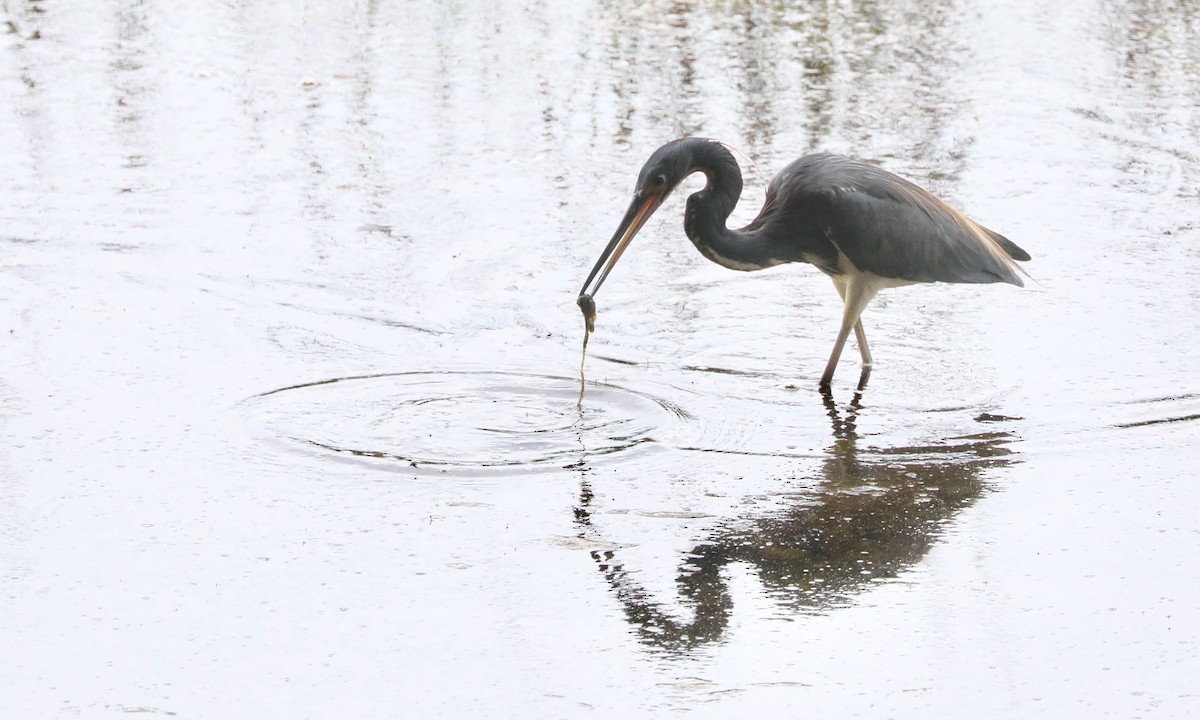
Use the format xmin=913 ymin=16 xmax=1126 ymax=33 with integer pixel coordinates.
xmin=986 ymin=228 xmax=1031 ymax=262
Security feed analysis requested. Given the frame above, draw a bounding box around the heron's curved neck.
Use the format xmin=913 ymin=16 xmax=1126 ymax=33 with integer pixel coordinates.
xmin=682 ymin=144 xmax=783 ymax=271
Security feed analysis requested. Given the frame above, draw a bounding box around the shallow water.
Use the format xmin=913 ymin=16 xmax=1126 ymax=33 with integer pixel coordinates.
xmin=2 ymin=0 xmax=1198 ymax=717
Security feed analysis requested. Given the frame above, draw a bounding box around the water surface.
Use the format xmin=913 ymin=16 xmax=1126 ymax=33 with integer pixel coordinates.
xmin=2 ymin=0 xmax=1198 ymax=717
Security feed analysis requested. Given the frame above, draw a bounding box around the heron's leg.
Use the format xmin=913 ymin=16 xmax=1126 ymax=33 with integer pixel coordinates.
xmin=821 ymin=279 xmax=878 ymax=387
xmin=830 ymin=279 xmax=874 ymax=370
xmin=853 ymin=321 xmax=872 ymax=366
xmin=820 ymin=318 xmax=855 ymax=388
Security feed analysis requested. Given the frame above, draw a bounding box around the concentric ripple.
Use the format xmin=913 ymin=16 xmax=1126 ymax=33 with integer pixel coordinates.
xmin=245 ymin=371 xmax=693 ymax=476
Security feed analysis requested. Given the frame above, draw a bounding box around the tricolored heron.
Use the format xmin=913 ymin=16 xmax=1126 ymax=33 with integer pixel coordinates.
xmin=578 ymin=137 xmax=1030 ymax=388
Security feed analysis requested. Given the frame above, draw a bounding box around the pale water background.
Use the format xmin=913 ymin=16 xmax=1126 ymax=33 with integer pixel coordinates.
xmin=2 ymin=1 xmax=1199 ymax=717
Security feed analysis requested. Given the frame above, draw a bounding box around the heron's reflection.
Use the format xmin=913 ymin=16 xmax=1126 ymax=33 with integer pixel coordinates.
xmin=578 ymin=387 xmax=1016 ymax=652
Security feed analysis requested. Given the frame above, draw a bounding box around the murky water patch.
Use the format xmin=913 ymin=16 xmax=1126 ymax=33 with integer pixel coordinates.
xmin=245 ymin=371 xmax=693 ymax=476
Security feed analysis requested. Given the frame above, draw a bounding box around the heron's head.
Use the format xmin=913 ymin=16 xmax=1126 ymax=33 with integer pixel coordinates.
xmin=579 ymin=138 xmax=717 ymax=298
xmin=634 ymin=138 xmax=701 ymax=199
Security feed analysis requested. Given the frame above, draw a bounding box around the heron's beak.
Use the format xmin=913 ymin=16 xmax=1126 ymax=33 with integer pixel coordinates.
xmin=579 ymin=190 xmax=665 ymax=298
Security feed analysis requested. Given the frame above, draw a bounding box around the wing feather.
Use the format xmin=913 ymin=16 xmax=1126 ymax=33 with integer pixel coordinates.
xmin=771 ymin=155 xmax=1030 ymax=286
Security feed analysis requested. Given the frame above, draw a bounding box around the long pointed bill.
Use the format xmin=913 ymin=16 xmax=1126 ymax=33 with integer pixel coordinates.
xmin=578 ymin=191 xmax=664 ymax=298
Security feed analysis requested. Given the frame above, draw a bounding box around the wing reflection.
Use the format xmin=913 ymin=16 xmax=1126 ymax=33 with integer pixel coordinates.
xmin=579 ymin=392 xmax=1017 ymax=652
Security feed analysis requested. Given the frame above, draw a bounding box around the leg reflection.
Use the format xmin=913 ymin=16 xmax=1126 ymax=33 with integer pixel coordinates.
xmin=582 ymin=392 xmax=1018 ymax=653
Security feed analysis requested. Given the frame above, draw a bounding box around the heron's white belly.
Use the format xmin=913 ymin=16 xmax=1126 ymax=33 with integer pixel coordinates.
xmin=828 ymin=253 xmax=916 ymax=293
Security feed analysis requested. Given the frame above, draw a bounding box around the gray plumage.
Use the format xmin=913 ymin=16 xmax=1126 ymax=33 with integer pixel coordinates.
xmin=759 ymin=153 xmax=1029 ymax=285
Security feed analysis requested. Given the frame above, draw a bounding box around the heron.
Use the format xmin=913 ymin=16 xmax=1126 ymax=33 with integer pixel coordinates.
xmin=577 ymin=137 xmax=1030 ymax=388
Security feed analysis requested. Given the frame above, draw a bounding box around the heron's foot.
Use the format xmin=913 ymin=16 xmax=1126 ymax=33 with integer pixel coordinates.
xmin=856 ymin=365 xmax=872 ymax=392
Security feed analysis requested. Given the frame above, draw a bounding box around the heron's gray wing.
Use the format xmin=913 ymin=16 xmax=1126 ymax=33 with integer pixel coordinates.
xmin=801 ymin=163 xmax=1027 ymax=286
